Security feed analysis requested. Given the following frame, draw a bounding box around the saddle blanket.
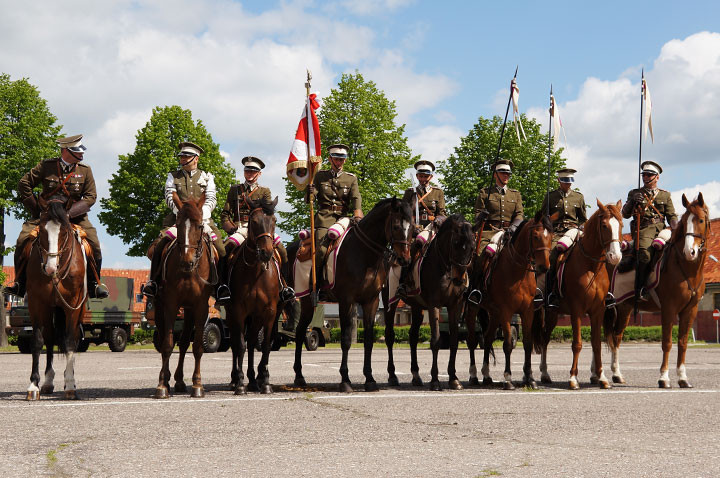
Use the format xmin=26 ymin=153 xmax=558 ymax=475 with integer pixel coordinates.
xmin=609 ymin=257 xmax=663 ymax=305
xmin=388 ymin=256 xmax=424 ymax=305
xmin=293 ymin=227 xmax=350 ymax=298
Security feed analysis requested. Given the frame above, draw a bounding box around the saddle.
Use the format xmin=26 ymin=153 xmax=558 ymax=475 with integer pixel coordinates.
xmin=22 ymin=224 xmax=93 ymax=260
xmin=147 ymin=234 xmax=219 ymax=263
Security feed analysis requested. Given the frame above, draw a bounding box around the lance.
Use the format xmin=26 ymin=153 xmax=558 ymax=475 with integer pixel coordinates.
xmin=305 ymin=69 xmax=319 ymax=306
xmin=633 ymin=69 xmax=645 ymax=321
xmin=546 ymin=85 xmax=553 ymax=217
xmin=410 ymin=171 xmax=420 ymax=225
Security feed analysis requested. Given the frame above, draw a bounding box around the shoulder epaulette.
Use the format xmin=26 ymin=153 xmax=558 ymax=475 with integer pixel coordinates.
xmin=509 ymin=188 xmax=519 ymax=193
xmin=344 ymin=172 xmax=356 ymax=177
xmin=43 ymin=157 xmax=59 ymax=163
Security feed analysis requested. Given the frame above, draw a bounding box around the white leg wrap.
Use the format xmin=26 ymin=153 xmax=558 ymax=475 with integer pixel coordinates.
xmin=64 ymin=351 xmax=77 ymax=391
xmin=659 ymin=369 xmax=670 ymax=383
xmin=677 ymin=364 xmax=688 ymax=382
xmin=569 ymin=375 xmax=579 ymax=387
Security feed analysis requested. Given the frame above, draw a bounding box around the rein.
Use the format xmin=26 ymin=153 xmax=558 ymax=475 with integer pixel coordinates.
xmin=34 ymin=223 xmax=87 ymax=310
xmin=352 ymin=213 xmax=410 ymax=266
xmin=238 ymin=207 xmax=274 ymax=270
xmin=664 ymin=210 xmax=710 ymax=312
xmin=166 ymin=216 xmax=217 ymax=286
xmin=505 ymin=222 xmax=550 ymax=272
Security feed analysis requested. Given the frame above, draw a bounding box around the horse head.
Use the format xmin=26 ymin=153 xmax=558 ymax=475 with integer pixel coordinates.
xmin=247 ymin=195 xmax=278 ymax=264
xmin=529 ymin=209 xmax=553 ymax=273
xmin=174 ymin=192 xmax=206 ymax=272
xmin=437 ymin=214 xmax=474 ymax=285
xmin=386 ymin=197 xmax=414 ymax=266
xmin=679 ymin=192 xmax=710 ymax=262
xmin=595 ymin=199 xmax=623 ymax=265
xmin=37 ymin=193 xmax=72 ymax=276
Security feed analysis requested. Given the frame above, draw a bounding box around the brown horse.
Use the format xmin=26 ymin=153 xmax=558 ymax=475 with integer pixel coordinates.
xmin=532 ymin=200 xmax=623 ymax=389
xmin=289 ymin=197 xmax=413 ymax=392
xmin=226 ymin=196 xmax=280 ymax=395
xmin=464 ymin=209 xmax=553 ymax=390
xmin=25 ymin=193 xmax=88 ymax=400
xmin=153 ymin=193 xmax=215 ymax=399
xmin=382 ymin=214 xmax=474 ymax=390
xmin=605 ymin=193 xmax=710 ymax=388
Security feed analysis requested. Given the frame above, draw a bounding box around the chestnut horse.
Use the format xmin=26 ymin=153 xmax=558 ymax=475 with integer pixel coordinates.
xmin=604 ymin=193 xmax=710 ymax=388
xmin=25 ymin=193 xmax=88 ymax=400
xmin=153 ymin=193 xmax=215 ymax=399
xmin=382 ymin=214 xmax=474 ymax=390
xmin=532 ymin=200 xmax=623 ymax=389
xmin=289 ymin=197 xmax=413 ymax=392
xmin=226 ymin=196 xmax=280 ymax=395
xmin=464 ymin=209 xmax=552 ymax=390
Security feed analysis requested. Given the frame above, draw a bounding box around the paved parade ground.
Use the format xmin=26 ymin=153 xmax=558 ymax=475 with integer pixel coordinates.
xmin=0 ymin=343 xmax=718 ymax=477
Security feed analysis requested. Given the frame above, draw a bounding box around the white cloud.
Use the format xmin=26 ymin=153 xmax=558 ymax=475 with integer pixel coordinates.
xmin=338 ymin=0 xmax=416 ymax=16
xmin=407 ymin=125 xmax=463 ymax=164
xmin=672 ymin=181 xmax=720 ymax=219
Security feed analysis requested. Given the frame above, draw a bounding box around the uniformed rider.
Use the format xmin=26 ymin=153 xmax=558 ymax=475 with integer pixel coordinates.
xmin=540 ymin=168 xmax=587 ymax=307
xmin=402 ymin=159 xmax=446 ymax=230
xmin=467 ymin=159 xmax=524 ymax=303
xmin=621 ymin=160 xmax=677 ymax=299
xmin=143 ymin=142 xmax=229 ymax=301
xmin=5 ymin=134 xmax=109 ymax=299
xmin=220 ymin=156 xmax=294 ymax=303
xmin=307 ymin=143 xmax=363 ymax=275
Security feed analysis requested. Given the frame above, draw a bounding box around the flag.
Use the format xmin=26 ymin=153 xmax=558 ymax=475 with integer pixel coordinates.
xmin=642 ymin=77 xmax=654 ymax=143
xmin=287 ymin=93 xmax=322 ymax=190
xmin=511 ymin=78 xmax=527 ymax=143
xmin=550 ymin=94 xmax=568 ymax=152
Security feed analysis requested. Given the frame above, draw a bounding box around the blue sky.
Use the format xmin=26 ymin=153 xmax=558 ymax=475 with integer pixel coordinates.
xmin=2 ymin=0 xmax=720 ymax=269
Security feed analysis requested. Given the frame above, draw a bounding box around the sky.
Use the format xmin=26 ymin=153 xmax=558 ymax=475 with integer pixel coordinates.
xmin=2 ymin=0 xmax=720 ymax=269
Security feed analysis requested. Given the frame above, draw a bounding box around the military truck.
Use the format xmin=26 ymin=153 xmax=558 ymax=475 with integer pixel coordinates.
xmin=6 ymin=276 xmax=142 ymax=353
xmin=437 ymin=308 xmax=520 ymax=350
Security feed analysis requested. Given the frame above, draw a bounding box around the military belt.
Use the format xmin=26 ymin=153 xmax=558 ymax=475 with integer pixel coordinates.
xmin=487 ymin=220 xmax=511 ymax=228
xmin=638 ymin=217 xmax=664 ymax=228
xmin=327 ymin=205 xmax=347 ymax=214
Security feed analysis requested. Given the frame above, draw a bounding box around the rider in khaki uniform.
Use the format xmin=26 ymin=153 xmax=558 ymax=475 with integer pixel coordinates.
xmin=220 ymin=156 xmax=294 ymax=303
xmin=540 ymin=168 xmax=587 ymax=307
xmin=143 ymin=142 xmax=229 ymax=301
xmin=467 ymin=159 xmax=524 ymax=303
xmin=307 ymin=144 xmax=363 ymax=271
xmin=5 ymin=134 xmax=108 ymax=299
xmin=402 ymin=160 xmax=446 ymax=229
xmin=621 ymin=160 xmax=677 ymax=298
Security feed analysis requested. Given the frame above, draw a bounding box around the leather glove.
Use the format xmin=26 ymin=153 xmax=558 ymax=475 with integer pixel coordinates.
xmin=306 ymin=184 xmax=318 ymax=203
xmin=433 ymin=215 xmax=446 ymax=228
xmin=22 ymin=195 xmax=40 ymax=217
xmin=222 ymin=221 xmax=237 ymax=235
xmin=68 ymin=201 xmax=90 ymax=218
xmin=632 ymin=192 xmax=645 ymax=205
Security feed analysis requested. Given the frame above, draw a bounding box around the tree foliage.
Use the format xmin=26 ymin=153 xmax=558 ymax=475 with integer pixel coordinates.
xmin=99 ymin=106 xmax=235 ymax=257
xmin=437 ymin=115 xmax=566 ymax=220
xmin=278 ymin=72 xmax=417 ymax=234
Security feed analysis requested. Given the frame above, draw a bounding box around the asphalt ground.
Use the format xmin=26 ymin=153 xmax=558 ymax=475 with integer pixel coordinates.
xmin=0 ymin=343 xmax=719 ymax=477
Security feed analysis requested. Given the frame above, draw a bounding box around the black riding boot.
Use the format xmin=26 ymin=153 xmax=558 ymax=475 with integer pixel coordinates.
xmin=143 ymin=237 xmax=169 ymax=298
xmin=635 ymin=261 xmax=651 ymax=300
xmin=215 ymin=253 xmax=231 ymax=305
xmin=5 ymin=254 xmax=27 ymax=297
xmin=545 ymin=266 xmax=559 ymax=308
xmin=88 ymin=257 xmax=109 ymax=299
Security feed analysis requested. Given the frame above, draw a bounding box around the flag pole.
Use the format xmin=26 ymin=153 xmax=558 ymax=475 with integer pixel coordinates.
xmin=633 ymin=69 xmax=645 ymax=321
xmin=546 ymin=85 xmax=553 ymax=217
xmin=305 ymin=69 xmax=318 ymax=305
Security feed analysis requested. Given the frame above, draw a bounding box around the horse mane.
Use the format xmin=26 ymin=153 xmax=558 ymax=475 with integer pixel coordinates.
xmin=438 ymin=213 xmax=469 ymax=235
xmin=178 ymin=198 xmax=203 ymax=224
xmin=248 ymin=196 xmax=276 ymax=216
xmin=509 ymin=219 xmax=529 ymax=245
xmin=45 ymin=194 xmax=71 ymax=229
xmin=364 ymin=197 xmax=413 ymax=222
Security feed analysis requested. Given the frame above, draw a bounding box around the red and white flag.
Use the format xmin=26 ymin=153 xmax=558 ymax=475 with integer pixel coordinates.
xmin=642 ymin=77 xmax=654 ymax=143
xmin=511 ymin=78 xmax=527 ymax=143
xmin=287 ymin=93 xmax=322 ymax=190
xmin=550 ymin=94 xmax=567 ymax=152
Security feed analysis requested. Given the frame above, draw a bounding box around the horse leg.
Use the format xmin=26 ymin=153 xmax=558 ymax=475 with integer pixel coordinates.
xmin=500 ymin=314 xmax=515 ymax=391
xmin=62 ymin=310 xmax=82 ymax=400
xmin=258 ymin=312 xmax=276 ymax=395
xmin=384 ymin=293 xmax=400 ymax=387
xmin=409 ymin=306 xmax=424 ymax=387
xmin=428 ymin=307 xmax=442 ymax=391
xmin=569 ymin=314 xmax=582 ymax=390
xmin=481 ymin=312 xmax=497 ymax=386
xmin=338 ymin=300 xmax=355 ymax=393
xmin=676 ymin=304 xmax=697 ymax=388
xmin=657 ymin=305 xmax=676 ymax=389
xmin=540 ymin=308 xmax=558 ymax=384
xmin=173 ymin=314 xmax=193 ymax=393
xmin=608 ymin=303 xmax=631 ymax=384
xmin=189 ymin=311 xmax=206 ymax=398
xmin=27 ymin=326 xmax=44 ymax=401
xmin=520 ymin=308 xmax=537 ymax=390
xmin=361 ymin=295 xmax=380 ymax=392
xmin=464 ymin=304 xmax=479 ymax=386
xmin=234 ymin=315 xmax=248 ymax=396
xmin=247 ymin=321 xmax=259 ymax=392
xmin=589 ymin=306 xmax=610 ymax=389
xmin=154 ymin=304 xmax=175 ymax=399
xmin=40 ymin=326 xmax=55 ymax=396
xmin=447 ymin=306 xmax=463 ymax=390
xmin=293 ymin=297 xmax=314 ymax=387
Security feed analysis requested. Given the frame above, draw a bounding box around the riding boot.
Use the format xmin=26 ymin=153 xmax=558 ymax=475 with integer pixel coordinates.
xmin=545 ymin=266 xmax=559 ymax=308
xmin=5 ymin=252 xmax=27 ymax=297
xmin=465 ymin=251 xmax=488 ymax=305
xmin=635 ymin=261 xmax=651 ymax=300
xmin=143 ymin=237 xmax=169 ymax=298
xmin=88 ymin=257 xmax=109 ymax=299
xmin=215 ymin=253 xmax=232 ymax=306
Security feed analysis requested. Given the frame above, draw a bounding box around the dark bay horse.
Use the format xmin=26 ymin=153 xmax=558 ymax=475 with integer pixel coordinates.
xmin=605 ymin=193 xmax=710 ymax=388
xmin=153 ymin=193 xmax=215 ymax=399
xmin=226 ymin=196 xmax=280 ymax=395
xmin=382 ymin=214 xmax=474 ymax=390
xmin=532 ymin=200 xmax=623 ymax=389
xmin=25 ymin=194 xmax=88 ymax=400
xmin=290 ymin=197 xmax=413 ymax=392
xmin=464 ymin=209 xmax=553 ymax=390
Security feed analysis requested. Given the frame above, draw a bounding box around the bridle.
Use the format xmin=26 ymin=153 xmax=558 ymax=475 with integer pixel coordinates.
xmin=435 ymin=223 xmax=473 ymax=271
xmin=352 ymin=208 xmax=411 ymax=266
xmin=169 ymin=208 xmax=216 ymax=286
xmin=577 ymin=212 xmax=621 ymax=263
xmin=506 ymin=221 xmax=551 ymax=272
xmin=240 ymin=207 xmax=274 ymax=270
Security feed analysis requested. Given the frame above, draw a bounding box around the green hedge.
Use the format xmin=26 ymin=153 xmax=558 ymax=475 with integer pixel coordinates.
xmin=129 ymin=328 xmax=154 ymax=344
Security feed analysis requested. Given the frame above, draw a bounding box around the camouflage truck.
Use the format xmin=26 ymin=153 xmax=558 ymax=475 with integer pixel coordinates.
xmin=6 ymin=276 xmax=142 ymax=353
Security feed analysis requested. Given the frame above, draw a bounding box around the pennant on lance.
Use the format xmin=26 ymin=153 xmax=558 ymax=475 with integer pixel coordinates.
xmin=511 ymin=78 xmax=527 ymax=143
xmin=642 ymin=77 xmax=654 ymax=143
xmin=287 ymin=93 xmax=322 ymax=190
xmin=550 ymin=94 xmax=568 ymax=152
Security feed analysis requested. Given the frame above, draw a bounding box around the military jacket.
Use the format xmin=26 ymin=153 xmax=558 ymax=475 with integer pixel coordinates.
xmin=18 ymin=158 xmax=96 ymax=217
xmin=540 ymin=188 xmax=587 ymax=233
xmin=221 ymin=182 xmax=272 ymax=233
xmin=474 ymin=185 xmax=523 ymax=226
xmin=402 ymin=184 xmax=446 ymax=227
xmin=162 ymin=168 xmax=217 ymax=228
xmin=312 ymin=169 xmax=362 ymax=228
xmin=621 ymin=187 xmax=677 ymax=231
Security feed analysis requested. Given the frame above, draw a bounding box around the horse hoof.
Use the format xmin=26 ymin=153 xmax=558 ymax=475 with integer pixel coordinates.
xmin=154 ymin=387 xmax=170 ymax=399
xmin=449 ymin=379 xmax=463 ymax=391
xmin=599 ymin=380 xmax=612 ymax=390
xmin=387 ymin=375 xmax=400 ymax=387
xmin=612 ymin=376 xmax=626 ymax=384
xmin=64 ymin=390 xmax=79 ymax=400
xmin=26 ymin=390 xmax=40 ymax=401
xmin=482 ymin=377 xmax=494 ymax=386
xmin=229 ymin=381 xmax=238 ymax=391
xmin=234 ymin=385 xmax=247 ymax=395
xmin=658 ymin=380 xmax=671 ymax=389
xmin=339 ymin=382 xmax=353 ymax=393
xmin=175 ymin=382 xmax=187 ymax=393
xmin=411 ymin=377 xmax=424 ymax=387
xmin=430 ymin=380 xmax=442 ymax=391
xmin=365 ymin=381 xmax=379 ymax=392
xmin=40 ymin=385 xmax=54 ymax=395
xmin=589 ymin=376 xmax=599 ymax=385
xmin=468 ymin=377 xmax=480 ymax=386
xmin=541 ymin=376 xmax=552 ymax=384
xmin=503 ymin=381 xmax=515 ymax=391
xmin=248 ymin=382 xmax=260 ymax=393
xmin=261 ymin=384 xmax=273 ymax=394
xmin=190 ymin=386 xmax=205 ymax=398
xmin=568 ymin=381 xmax=580 ymax=391
xmin=678 ymin=380 xmax=693 ymax=389
xmin=294 ymin=376 xmax=307 ymax=387
xmin=524 ymin=380 xmax=538 ymax=390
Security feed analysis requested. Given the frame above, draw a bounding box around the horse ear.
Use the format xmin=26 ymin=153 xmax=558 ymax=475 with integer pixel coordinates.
xmin=172 ymin=192 xmax=183 ymax=212
xmin=272 ymin=196 xmax=279 ymax=208
xmin=534 ymin=208 xmax=543 ymax=222
xmin=615 ymin=199 xmax=622 ymax=209
xmin=596 ymin=198 xmax=606 ymax=211
xmin=698 ymin=192 xmax=704 ymax=207
xmin=682 ymin=193 xmax=689 ymax=209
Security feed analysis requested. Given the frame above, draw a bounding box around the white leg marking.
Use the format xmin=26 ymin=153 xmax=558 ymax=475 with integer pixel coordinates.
xmin=590 ymin=355 xmax=598 ymax=380
xmin=540 ymin=350 xmax=551 ymax=382
xmin=27 ymin=382 xmax=40 ymax=393
xmin=607 ymin=218 xmax=622 ymax=265
xmin=64 ymin=351 xmax=77 ymax=391
xmin=659 ymin=369 xmax=670 ymax=383
xmin=45 ymin=220 xmax=61 ymax=275
xmin=569 ymin=375 xmax=579 ymax=387
xmin=598 ymin=370 xmax=609 ymax=384
xmin=503 ymin=371 xmax=512 ymax=382
xmin=677 ymin=364 xmax=688 ymax=381
xmin=469 ymin=364 xmax=477 ymax=379
xmin=611 ymin=349 xmax=623 ymax=379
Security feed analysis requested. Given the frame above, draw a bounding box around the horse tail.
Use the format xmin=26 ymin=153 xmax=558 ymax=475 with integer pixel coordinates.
xmin=531 ymin=307 xmax=546 ymax=354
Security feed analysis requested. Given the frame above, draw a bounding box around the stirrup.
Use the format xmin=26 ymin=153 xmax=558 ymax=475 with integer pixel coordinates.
xmin=91 ymin=282 xmax=109 ymax=299
xmin=638 ymin=287 xmax=649 ymax=301
xmin=533 ymin=288 xmax=544 ymax=306
xmin=605 ymin=292 xmax=616 ymax=309
xmin=4 ymin=282 xmax=26 ymax=297
xmin=546 ymin=292 xmax=560 ymax=309
xmin=215 ymin=284 xmax=231 ymax=305
xmin=142 ymin=281 xmax=158 ymax=298
xmin=396 ymin=283 xmax=409 ymax=300
xmin=466 ymin=289 xmax=482 ymax=305
xmin=280 ymin=286 xmax=295 ymax=303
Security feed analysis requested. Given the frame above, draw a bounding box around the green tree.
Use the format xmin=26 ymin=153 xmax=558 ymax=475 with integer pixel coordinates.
xmin=99 ymin=106 xmax=235 ymax=257
xmin=278 ymin=72 xmax=417 ymax=234
xmin=438 ymin=114 xmax=566 ymax=220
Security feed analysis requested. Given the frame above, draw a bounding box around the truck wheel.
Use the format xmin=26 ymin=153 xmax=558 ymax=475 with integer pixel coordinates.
xmin=304 ymin=329 xmax=320 ymax=351
xmin=438 ymin=331 xmax=451 ymax=350
xmin=510 ymin=326 xmax=518 ymax=350
xmin=17 ymin=336 xmax=32 ymax=354
xmin=108 ymin=328 xmax=128 ymax=352
xmin=202 ymin=322 xmax=222 ymax=353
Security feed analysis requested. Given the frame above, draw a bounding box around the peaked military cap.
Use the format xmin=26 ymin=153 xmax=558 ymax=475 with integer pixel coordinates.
xmin=57 ymin=134 xmax=86 ymax=153
xmin=493 ymin=159 xmax=514 ymax=173
xmin=414 ymin=160 xmax=435 ymax=174
xmin=242 ymin=156 xmax=265 ymax=171
xmin=177 ymin=141 xmax=204 ymax=157
xmin=641 ymin=160 xmax=662 ymax=175
xmin=557 ymin=168 xmax=576 ymax=183
xmin=328 ymin=144 xmax=349 ymax=159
